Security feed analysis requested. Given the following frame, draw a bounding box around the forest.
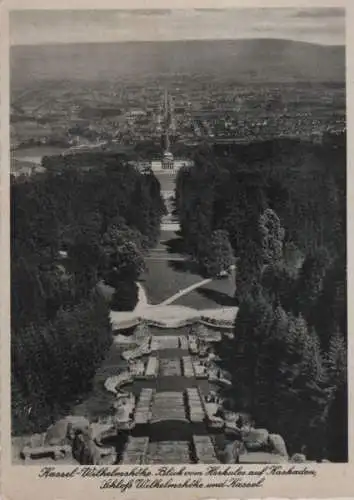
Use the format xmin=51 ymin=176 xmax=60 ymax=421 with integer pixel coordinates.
xmin=175 ymin=133 xmax=347 ymax=461
xmin=11 ymin=157 xmax=165 ymax=434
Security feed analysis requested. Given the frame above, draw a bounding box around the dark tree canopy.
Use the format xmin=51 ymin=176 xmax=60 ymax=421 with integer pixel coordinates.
xmin=176 ymin=136 xmax=346 ymax=461
xmin=11 ymin=157 xmax=164 ymax=434
xmin=198 ymin=229 xmax=233 ymax=277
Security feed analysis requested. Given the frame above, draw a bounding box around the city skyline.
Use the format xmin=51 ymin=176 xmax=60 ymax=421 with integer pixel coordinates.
xmin=10 ymin=7 xmax=345 ymax=46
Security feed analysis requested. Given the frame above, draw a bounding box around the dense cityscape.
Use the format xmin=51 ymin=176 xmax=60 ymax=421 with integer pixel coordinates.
xmin=11 ymin=77 xmax=345 ymax=178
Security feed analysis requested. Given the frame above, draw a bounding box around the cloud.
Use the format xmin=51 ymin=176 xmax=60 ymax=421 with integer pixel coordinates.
xmin=295 ymin=8 xmax=345 ymax=19
xmin=10 ymin=8 xmax=345 ymax=46
xmin=193 ymin=8 xmax=228 ymax=12
xmin=121 ymin=9 xmax=172 ymax=16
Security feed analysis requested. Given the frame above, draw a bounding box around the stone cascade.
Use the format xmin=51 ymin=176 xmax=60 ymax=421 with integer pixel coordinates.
xmin=150 ymin=391 xmax=187 ymax=422
xmin=185 ymin=388 xmax=205 ymax=424
xmin=134 ymin=388 xmax=155 ymax=425
xmin=146 ymin=441 xmax=191 ymax=464
xmin=121 ymin=437 xmax=149 ymax=465
xmin=179 ymin=335 xmax=189 ymax=350
xmin=17 ymin=313 xmax=315 ymax=465
xmin=192 ymin=435 xmax=219 ymax=464
xmin=159 ymin=358 xmax=182 ymax=377
xmin=144 ymin=356 xmax=159 ymax=379
xmin=153 ymin=335 xmax=180 ymax=350
xmin=182 ymin=356 xmax=194 ymax=378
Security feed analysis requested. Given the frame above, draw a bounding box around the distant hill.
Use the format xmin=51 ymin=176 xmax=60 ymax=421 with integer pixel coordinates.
xmin=11 ymin=38 xmax=345 ymax=85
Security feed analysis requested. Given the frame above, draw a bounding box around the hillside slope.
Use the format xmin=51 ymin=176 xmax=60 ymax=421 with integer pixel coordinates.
xmin=11 ymin=38 xmax=345 ymax=84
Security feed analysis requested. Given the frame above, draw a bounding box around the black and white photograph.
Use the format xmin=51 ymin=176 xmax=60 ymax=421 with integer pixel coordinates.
xmin=8 ymin=5 xmax=347 ymax=471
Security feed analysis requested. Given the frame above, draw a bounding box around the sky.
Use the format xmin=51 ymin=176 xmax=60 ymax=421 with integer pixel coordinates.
xmin=10 ymin=7 xmax=345 ymax=46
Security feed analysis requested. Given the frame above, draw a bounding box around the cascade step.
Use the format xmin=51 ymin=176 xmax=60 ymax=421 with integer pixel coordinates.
xmin=146 ymin=441 xmax=191 ymax=464
xmin=182 ymin=356 xmax=194 ymax=377
xmin=179 ymin=335 xmax=189 ymax=350
xmin=185 ymin=388 xmax=205 ymax=423
xmin=150 ymin=391 xmax=187 ymax=422
xmin=134 ymin=388 xmax=155 ymax=425
xmin=153 ymin=335 xmax=180 ymax=350
xmin=144 ymin=356 xmax=159 ymax=379
xmin=159 ymin=358 xmax=182 ymax=377
xmin=193 ymin=435 xmax=219 ymax=464
xmin=121 ymin=436 xmax=149 ymax=464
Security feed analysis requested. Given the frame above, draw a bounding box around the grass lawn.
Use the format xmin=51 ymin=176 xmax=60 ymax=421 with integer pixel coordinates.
xmin=173 ymin=276 xmax=236 ymax=310
xmin=142 ymin=259 xmax=203 ymax=305
xmin=159 ymin=230 xmax=180 ymax=244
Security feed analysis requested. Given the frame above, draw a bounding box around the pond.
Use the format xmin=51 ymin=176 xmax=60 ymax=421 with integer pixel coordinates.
xmin=12 ymin=146 xmax=67 ymax=165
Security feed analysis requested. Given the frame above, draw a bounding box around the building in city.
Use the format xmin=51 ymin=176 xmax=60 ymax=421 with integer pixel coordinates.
xmin=136 ymin=90 xmax=194 ymax=174
xmin=150 ymin=131 xmax=194 ymax=173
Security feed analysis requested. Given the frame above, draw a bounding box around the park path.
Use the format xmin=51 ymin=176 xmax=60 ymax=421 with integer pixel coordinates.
xmin=159 ymin=278 xmax=212 ymax=306
xmin=159 ymin=265 xmax=236 ymax=307
xmin=135 ymin=277 xmax=213 ymax=309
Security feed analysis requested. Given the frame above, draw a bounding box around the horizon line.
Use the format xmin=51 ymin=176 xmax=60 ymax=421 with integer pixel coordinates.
xmin=11 ymin=37 xmax=345 ymax=48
